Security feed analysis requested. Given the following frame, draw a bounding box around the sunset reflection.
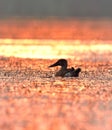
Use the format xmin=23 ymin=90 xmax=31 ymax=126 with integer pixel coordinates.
xmin=0 ymin=19 xmax=112 ymax=59
xmin=0 ymin=39 xmax=112 ymax=60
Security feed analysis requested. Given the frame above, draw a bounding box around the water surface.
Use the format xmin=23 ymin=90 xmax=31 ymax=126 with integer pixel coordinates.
xmin=0 ymin=19 xmax=112 ymax=130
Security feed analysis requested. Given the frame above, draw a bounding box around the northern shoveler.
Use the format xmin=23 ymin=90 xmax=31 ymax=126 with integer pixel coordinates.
xmin=49 ymin=59 xmax=81 ymax=77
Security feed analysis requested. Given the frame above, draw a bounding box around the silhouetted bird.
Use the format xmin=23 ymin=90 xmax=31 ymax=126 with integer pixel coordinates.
xmin=49 ymin=59 xmax=81 ymax=77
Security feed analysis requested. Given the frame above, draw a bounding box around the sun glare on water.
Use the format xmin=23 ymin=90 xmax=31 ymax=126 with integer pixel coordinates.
xmin=0 ymin=39 xmax=112 ymax=60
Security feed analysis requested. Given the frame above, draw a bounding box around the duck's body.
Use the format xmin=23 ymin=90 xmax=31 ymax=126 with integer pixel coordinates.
xmin=49 ymin=59 xmax=81 ymax=77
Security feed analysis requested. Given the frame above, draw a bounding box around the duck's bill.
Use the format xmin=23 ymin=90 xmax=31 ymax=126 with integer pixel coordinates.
xmin=49 ymin=64 xmax=57 ymax=67
xmin=49 ymin=62 xmax=58 ymax=67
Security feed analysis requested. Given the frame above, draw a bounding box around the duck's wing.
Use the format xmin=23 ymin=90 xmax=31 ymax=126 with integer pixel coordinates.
xmin=64 ymin=67 xmax=81 ymax=77
xmin=64 ymin=67 xmax=75 ymax=77
xmin=55 ymin=67 xmax=74 ymax=77
xmin=55 ymin=67 xmax=81 ymax=77
xmin=55 ymin=70 xmax=65 ymax=77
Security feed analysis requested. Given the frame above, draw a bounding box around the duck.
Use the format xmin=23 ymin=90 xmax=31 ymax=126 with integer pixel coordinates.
xmin=49 ymin=59 xmax=81 ymax=77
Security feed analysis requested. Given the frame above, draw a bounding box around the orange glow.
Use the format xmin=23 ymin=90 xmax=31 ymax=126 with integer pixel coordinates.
xmin=0 ymin=19 xmax=112 ymax=40
xmin=0 ymin=39 xmax=112 ymax=59
xmin=0 ymin=19 xmax=112 ymax=59
xmin=0 ymin=19 xmax=112 ymax=130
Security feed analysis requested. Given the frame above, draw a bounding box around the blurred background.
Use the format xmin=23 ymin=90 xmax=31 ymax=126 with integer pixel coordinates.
xmin=0 ymin=0 xmax=112 ymax=18
xmin=0 ymin=0 xmax=112 ymax=59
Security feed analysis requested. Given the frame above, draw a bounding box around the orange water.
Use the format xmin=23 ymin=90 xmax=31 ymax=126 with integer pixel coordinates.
xmin=0 ymin=19 xmax=112 ymax=130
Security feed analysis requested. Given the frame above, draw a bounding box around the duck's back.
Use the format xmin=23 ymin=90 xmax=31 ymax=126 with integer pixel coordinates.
xmin=55 ymin=67 xmax=74 ymax=77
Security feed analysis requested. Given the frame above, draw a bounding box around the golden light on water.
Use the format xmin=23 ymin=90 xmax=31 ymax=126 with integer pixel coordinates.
xmin=0 ymin=19 xmax=112 ymax=59
xmin=0 ymin=39 xmax=112 ymax=60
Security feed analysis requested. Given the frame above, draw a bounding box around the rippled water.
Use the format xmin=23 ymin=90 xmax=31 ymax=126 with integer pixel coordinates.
xmin=0 ymin=19 xmax=112 ymax=130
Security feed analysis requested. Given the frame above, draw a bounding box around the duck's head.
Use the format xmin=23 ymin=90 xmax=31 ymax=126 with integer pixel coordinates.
xmin=49 ymin=59 xmax=67 ymax=68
